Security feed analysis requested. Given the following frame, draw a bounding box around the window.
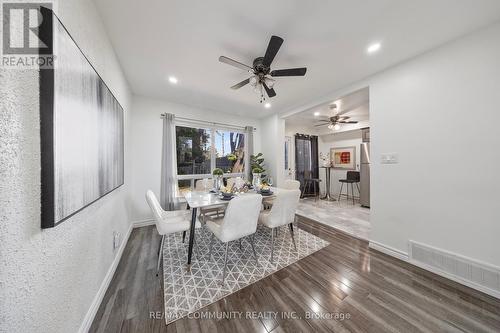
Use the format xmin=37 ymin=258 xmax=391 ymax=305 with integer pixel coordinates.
xmin=215 ymin=130 xmax=245 ymax=173
xmin=176 ymin=126 xmax=211 ymax=175
xmin=175 ymin=124 xmax=247 ymax=191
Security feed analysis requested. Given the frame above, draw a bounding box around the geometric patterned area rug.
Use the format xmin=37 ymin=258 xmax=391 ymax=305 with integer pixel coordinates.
xmin=163 ymin=224 xmax=329 ymax=324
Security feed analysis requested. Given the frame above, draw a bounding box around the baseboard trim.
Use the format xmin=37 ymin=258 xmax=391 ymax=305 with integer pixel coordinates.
xmin=132 ymin=218 xmax=155 ymax=228
xmin=369 ymin=240 xmax=500 ymax=300
xmin=409 ymin=259 xmax=500 ymax=300
xmin=369 ymin=240 xmax=409 ymax=261
xmin=79 ymin=219 xmax=156 ymax=332
xmin=78 ymin=223 xmax=133 ymax=333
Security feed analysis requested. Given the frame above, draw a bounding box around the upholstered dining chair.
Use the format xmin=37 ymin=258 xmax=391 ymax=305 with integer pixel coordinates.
xmin=195 ymin=179 xmax=224 ymax=220
xmin=145 ymin=190 xmax=201 ymax=276
xmin=195 ymin=178 xmax=212 ymax=191
xmin=258 ymin=189 xmax=301 ymax=262
xmin=283 ymin=179 xmax=301 ymax=190
xmin=262 ymin=179 xmax=300 ymax=210
xmin=205 ymin=194 xmax=262 ymax=284
xmin=226 ymin=176 xmax=244 ymax=190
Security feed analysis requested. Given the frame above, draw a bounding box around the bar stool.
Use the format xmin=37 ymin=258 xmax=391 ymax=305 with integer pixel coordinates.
xmin=301 ymin=170 xmax=321 ymax=200
xmin=338 ymin=171 xmax=360 ymax=204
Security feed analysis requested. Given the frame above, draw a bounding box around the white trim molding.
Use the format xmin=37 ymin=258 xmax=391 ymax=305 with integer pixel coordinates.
xmin=408 ymin=240 xmax=500 ymax=299
xmin=369 ymin=240 xmax=409 ymax=261
xmin=78 ymin=223 xmax=134 ymax=333
xmin=132 ymin=218 xmax=155 ymax=228
xmin=370 ymin=239 xmax=500 ymax=300
xmin=78 ymin=219 xmax=155 ymax=332
xmin=409 ymin=258 xmax=500 ymax=300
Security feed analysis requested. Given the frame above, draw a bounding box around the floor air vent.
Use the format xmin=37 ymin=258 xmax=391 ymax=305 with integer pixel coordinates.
xmin=409 ymin=240 xmax=500 ymax=298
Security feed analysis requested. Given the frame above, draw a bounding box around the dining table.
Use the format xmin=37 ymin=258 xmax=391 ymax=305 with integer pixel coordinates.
xmin=182 ymin=189 xmax=278 ymax=271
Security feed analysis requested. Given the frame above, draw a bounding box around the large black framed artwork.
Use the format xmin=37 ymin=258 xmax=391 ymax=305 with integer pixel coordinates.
xmin=39 ymin=7 xmax=124 ymax=228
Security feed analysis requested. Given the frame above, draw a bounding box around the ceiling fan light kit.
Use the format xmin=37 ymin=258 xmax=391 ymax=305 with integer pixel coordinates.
xmin=315 ymin=103 xmax=360 ymax=130
xmin=219 ymin=35 xmax=307 ymax=103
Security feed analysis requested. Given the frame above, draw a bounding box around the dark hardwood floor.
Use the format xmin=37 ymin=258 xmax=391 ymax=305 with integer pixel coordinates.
xmin=90 ymin=217 xmax=500 ymax=333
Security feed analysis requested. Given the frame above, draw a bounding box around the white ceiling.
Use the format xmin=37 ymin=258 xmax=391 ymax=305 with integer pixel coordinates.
xmin=285 ymin=87 xmax=370 ymax=135
xmin=94 ymin=0 xmax=500 ymax=118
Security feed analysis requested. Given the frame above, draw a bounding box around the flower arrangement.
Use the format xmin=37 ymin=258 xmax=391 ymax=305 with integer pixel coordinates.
xmin=319 ymin=152 xmax=331 ymax=167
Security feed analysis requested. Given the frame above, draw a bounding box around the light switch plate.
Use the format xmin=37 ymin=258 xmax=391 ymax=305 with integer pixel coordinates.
xmin=381 ymin=153 xmax=399 ymax=164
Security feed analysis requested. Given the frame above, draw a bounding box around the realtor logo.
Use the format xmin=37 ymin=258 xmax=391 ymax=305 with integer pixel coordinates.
xmin=1 ymin=2 xmax=53 ymax=67
xmin=2 ymin=2 xmax=52 ymax=54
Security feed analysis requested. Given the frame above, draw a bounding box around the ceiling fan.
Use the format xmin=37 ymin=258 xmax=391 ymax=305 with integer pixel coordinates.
xmin=315 ymin=104 xmax=359 ymax=130
xmin=219 ymin=35 xmax=307 ymax=103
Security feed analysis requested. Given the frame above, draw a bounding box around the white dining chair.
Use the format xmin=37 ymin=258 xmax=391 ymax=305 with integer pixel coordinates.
xmin=283 ymin=179 xmax=301 ymax=190
xmin=263 ymin=179 xmax=300 ymax=210
xmin=258 ymin=189 xmax=301 ymax=262
xmin=205 ymin=194 xmax=262 ymax=284
xmin=195 ymin=179 xmax=225 ymax=220
xmin=145 ymin=190 xmax=201 ymax=276
xmin=225 ymin=176 xmax=245 ymax=190
xmin=195 ymin=178 xmax=212 ymax=191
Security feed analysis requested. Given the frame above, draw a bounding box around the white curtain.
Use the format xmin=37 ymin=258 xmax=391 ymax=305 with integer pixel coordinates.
xmin=245 ymin=126 xmax=254 ymax=181
xmin=160 ymin=113 xmax=178 ymax=210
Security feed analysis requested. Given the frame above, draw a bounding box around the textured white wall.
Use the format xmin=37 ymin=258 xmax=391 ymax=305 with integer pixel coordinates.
xmin=0 ymin=1 xmax=132 ymax=332
xmin=129 ymin=95 xmax=261 ymax=222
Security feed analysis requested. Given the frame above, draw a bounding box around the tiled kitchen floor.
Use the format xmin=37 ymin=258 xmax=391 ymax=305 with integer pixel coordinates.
xmin=296 ymin=197 xmax=370 ymax=240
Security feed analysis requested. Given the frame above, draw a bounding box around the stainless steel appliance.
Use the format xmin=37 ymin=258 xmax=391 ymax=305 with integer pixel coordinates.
xmin=360 ymin=128 xmax=370 ymax=208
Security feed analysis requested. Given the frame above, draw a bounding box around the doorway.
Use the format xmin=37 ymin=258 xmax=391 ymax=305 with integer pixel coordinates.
xmin=283 ymin=87 xmax=371 ymax=240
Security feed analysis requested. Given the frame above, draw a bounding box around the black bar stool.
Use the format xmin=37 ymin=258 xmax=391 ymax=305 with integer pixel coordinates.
xmin=338 ymin=171 xmax=360 ymax=204
xmin=301 ymin=170 xmax=321 ymax=201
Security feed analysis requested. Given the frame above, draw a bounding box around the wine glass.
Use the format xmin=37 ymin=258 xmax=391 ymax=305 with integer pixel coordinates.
xmin=267 ymin=177 xmax=274 ymax=187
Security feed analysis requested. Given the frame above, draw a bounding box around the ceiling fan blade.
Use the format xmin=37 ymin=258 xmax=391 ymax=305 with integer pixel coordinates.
xmin=336 ymin=105 xmax=366 ymax=116
xmin=219 ymin=56 xmax=253 ymax=72
xmin=262 ymin=35 xmax=284 ymax=67
xmin=231 ymin=78 xmax=251 ymax=90
xmin=263 ymin=82 xmax=277 ymax=98
xmin=270 ymin=67 xmax=307 ymax=77
xmin=339 ymin=121 xmax=359 ymax=124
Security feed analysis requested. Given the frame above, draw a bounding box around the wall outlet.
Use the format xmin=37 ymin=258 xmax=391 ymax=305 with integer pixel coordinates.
xmin=381 ymin=153 xmax=399 ymax=164
xmin=113 ymin=231 xmax=121 ymax=249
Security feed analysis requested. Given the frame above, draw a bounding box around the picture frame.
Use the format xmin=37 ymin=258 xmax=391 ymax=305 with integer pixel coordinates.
xmin=330 ymin=146 xmax=356 ymax=170
xmin=39 ymin=7 xmax=125 ymax=228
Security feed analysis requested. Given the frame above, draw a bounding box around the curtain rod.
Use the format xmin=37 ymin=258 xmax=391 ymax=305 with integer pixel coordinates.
xmin=160 ymin=113 xmax=256 ymax=131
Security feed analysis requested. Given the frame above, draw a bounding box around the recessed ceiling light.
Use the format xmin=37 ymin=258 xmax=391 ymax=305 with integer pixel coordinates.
xmin=264 ymin=103 xmax=271 ymax=109
xmin=367 ymin=42 xmax=381 ymax=54
xmin=314 ymin=111 xmax=320 ymax=116
xmin=168 ymin=76 xmax=178 ymax=84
